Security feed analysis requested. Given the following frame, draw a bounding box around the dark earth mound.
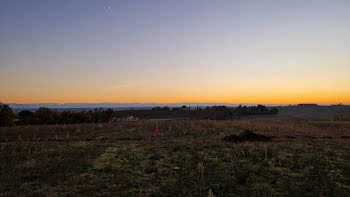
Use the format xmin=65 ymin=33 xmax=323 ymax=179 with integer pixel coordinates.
xmin=340 ymin=136 xmax=350 ymax=139
xmin=284 ymin=135 xmax=296 ymax=139
xmin=304 ymin=136 xmax=316 ymax=139
xmin=223 ymin=130 xmax=272 ymax=142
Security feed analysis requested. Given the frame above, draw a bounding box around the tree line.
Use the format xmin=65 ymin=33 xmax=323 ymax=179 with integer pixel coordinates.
xmin=234 ymin=105 xmax=278 ymax=116
xmin=0 ymin=103 xmax=278 ymax=126
xmin=114 ymin=105 xmax=278 ymax=120
xmin=0 ymin=103 xmax=114 ymax=126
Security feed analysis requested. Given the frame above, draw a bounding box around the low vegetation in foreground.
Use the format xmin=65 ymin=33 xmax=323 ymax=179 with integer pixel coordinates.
xmin=1 ymin=120 xmax=350 ymax=196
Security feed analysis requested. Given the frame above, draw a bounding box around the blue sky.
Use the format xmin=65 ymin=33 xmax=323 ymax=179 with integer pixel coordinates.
xmin=1 ymin=0 xmax=349 ymax=104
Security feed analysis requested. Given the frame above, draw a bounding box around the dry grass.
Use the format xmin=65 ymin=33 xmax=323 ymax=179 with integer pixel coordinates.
xmin=0 ymin=120 xmax=349 ymax=196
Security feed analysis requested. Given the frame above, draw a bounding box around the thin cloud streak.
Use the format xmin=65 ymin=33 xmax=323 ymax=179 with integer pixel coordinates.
xmin=108 ymin=81 xmax=146 ymax=90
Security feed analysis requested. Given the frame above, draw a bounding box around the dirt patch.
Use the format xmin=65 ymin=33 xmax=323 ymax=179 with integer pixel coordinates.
xmin=304 ymin=136 xmax=316 ymax=139
xmin=284 ymin=135 xmax=296 ymax=139
xmin=340 ymin=136 xmax=350 ymax=139
xmin=223 ymin=130 xmax=272 ymax=142
xmin=321 ymin=136 xmax=333 ymax=139
xmin=117 ymin=137 xmax=143 ymax=141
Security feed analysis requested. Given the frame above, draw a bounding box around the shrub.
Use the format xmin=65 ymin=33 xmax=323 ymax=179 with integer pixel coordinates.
xmin=0 ymin=103 xmax=15 ymax=126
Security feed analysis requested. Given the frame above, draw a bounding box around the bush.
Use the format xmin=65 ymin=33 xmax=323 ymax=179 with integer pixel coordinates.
xmin=18 ymin=110 xmax=35 ymax=124
xmin=0 ymin=103 xmax=15 ymax=126
xmin=34 ymin=107 xmax=55 ymax=124
xmin=234 ymin=105 xmax=278 ymax=116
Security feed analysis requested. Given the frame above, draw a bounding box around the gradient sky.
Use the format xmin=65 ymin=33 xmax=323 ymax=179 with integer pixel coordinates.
xmin=1 ymin=0 xmax=349 ymax=104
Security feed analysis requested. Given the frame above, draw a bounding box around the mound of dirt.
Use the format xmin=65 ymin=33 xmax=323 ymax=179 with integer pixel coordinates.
xmin=223 ymin=130 xmax=272 ymax=142
xmin=284 ymin=135 xmax=296 ymax=139
xmin=304 ymin=136 xmax=316 ymax=139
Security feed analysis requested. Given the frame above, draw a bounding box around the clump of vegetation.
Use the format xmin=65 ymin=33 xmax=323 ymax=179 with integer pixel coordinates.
xmin=223 ymin=130 xmax=272 ymax=142
xmin=334 ymin=110 xmax=350 ymax=121
xmin=234 ymin=105 xmax=278 ymax=116
xmin=113 ymin=105 xmax=277 ymax=121
xmin=16 ymin=107 xmax=115 ymax=125
xmin=0 ymin=103 xmax=15 ymax=126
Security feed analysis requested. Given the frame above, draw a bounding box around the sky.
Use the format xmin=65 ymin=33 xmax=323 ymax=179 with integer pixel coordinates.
xmin=0 ymin=0 xmax=349 ymax=105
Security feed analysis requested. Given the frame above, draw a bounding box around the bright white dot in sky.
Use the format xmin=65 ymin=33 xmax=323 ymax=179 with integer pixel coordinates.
xmin=103 ymin=5 xmax=111 ymax=11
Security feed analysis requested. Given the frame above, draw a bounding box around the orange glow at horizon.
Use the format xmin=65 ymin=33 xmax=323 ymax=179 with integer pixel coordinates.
xmin=2 ymin=72 xmax=349 ymax=105
xmin=2 ymin=89 xmax=349 ymax=105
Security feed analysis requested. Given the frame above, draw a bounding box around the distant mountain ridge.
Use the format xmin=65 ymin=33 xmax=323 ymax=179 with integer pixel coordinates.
xmin=7 ymin=102 xmax=283 ymax=109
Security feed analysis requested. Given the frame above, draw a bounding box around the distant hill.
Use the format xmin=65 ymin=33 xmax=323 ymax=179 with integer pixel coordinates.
xmin=8 ymin=102 xmax=238 ymax=109
xmin=246 ymin=104 xmax=350 ymax=121
xmin=7 ymin=103 xmax=350 ymax=120
xmin=276 ymin=104 xmax=350 ymax=120
xmin=8 ymin=102 xmax=278 ymax=110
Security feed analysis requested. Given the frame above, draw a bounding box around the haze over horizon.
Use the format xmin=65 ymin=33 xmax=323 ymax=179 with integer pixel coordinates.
xmin=1 ymin=0 xmax=349 ymax=105
xmin=5 ymin=102 xmax=348 ymax=106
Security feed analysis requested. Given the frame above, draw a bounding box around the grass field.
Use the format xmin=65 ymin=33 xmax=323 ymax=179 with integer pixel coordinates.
xmin=1 ymin=120 xmax=350 ymax=196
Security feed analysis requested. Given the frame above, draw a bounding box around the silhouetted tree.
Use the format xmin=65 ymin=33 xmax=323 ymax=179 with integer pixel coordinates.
xmin=269 ymin=107 xmax=278 ymax=114
xmin=202 ymin=106 xmax=233 ymax=120
xmin=34 ymin=107 xmax=55 ymax=124
xmin=234 ymin=105 xmax=278 ymax=116
xmin=181 ymin=106 xmax=189 ymax=111
xmin=257 ymin=105 xmax=268 ymax=112
xmin=84 ymin=111 xmax=93 ymax=123
xmin=59 ymin=111 xmax=73 ymax=124
xmin=101 ymin=109 xmax=114 ymax=122
xmin=0 ymin=103 xmax=15 ymax=126
xmin=152 ymin=106 xmax=170 ymax=111
xmin=18 ymin=110 xmax=35 ymax=124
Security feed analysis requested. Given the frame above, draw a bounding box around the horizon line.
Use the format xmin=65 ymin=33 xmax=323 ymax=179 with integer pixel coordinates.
xmin=5 ymin=102 xmax=348 ymax=106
